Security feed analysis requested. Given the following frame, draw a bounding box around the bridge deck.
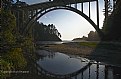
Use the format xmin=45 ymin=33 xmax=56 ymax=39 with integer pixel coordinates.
xmin=18 ymin=0 xmax=97 ymax=10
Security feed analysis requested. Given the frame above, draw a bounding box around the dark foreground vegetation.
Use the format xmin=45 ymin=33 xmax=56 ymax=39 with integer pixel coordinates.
xmin=0 ymin=1 xmax=62 ymax=79
xmin=0 ymin=9 xmax=36 ymax=78
xmin=102 ymin=0 xmax=121 ymax=41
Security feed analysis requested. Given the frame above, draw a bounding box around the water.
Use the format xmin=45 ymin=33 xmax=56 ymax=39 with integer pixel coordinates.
xmin=36 ymin=50 xmax=121 ymax=79
xmin=36 ymin=41 xmax=64 ymax=45
xmin=36 ymin=40 xmax=85 ymax=45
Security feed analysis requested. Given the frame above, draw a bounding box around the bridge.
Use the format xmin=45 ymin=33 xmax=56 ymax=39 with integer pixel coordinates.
xmin=36 ymin=61 xmax=113 ymax=79
xmin=12 ymin=0 xmax=104 ymax=39
xmin=36 ymin=61 xmax=92 ymax=79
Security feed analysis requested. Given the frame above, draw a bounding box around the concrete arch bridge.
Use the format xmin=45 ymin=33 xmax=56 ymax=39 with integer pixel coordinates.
xmin=12 ymin=0 xmax=104 ymax=38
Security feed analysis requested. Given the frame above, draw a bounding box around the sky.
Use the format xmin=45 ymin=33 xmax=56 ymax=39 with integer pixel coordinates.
xmin=14 ymin=0 xmax=107 ymax=40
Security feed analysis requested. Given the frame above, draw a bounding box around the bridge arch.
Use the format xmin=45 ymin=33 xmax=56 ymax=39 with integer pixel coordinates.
xmin=24 ymin=5 xmax=103 ymax=38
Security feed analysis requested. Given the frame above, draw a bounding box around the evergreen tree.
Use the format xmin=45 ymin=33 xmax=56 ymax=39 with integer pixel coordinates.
xmin=1 ymin=10 xmax=16 ymax=46
xmin=0 ymin=9 xmax=27 ymax=78
xmin=102 ymin=0 xmax=121 ymax=41
xmin=33 ymin=22 xmax=62 ymax=41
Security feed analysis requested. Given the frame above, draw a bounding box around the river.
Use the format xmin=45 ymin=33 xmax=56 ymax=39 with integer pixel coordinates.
xmin=36 ymin=49 xmax=121 ymax=79
xmin=36 ymin=40 xmax=89 ymax=45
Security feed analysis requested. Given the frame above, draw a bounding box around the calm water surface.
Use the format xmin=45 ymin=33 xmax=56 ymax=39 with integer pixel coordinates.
xmin=36 ymin=50 xmax=121 ymax=79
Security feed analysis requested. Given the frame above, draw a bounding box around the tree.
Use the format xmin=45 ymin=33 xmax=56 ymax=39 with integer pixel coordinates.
xmin=33 ymin=22 xmax=62 ymax=41
xmin=103 ymin=0 xmax=113 ymax=19
xmin=102 ymin=0 xmax=121 ymax=41
xmin=102 ymin=0 xmax=113 ymax=39
xmin=87 ymin=31 xmax=100 ymax=41
xmin=0 ymin=9 xmax=16 ymax=45
xmin=0 ymin=9 xmax=27 ymax=78
xmin=2 ymin=0 xmax=13 ymax=10
xmin=88 ymin=31 xmax=95 ymax=41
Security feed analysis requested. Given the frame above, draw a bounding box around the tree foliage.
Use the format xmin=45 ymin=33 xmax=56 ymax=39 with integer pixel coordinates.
xmin=1 ymin=0 xmax=14 ymax=10
xmin=34 ymin=22 xmax=62 ymax=41
xmin=0 ymin=10 xmax=16 ymax=45
xmin=87 ymin=31 xmax=100 ymax=41
xmin=4 ymin=48 xmax=27 ymax=69
xmin=0 ymin=9 xmax=28 ymax=78
xmin=0 ymin=59 xmax=12 ymax=78
xmin=102 ymin=0 xmax=121 ymax=41
xmin=103 ymin=0 xmax=113 ymax=17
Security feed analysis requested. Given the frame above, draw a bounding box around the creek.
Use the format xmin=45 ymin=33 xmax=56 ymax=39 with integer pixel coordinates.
xmin=36 ymin=49 xmax=121 ymax=79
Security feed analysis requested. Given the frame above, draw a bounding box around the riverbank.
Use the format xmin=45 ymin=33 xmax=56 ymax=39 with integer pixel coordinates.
xmin=39 ymin=41 xmax=121 ymax=66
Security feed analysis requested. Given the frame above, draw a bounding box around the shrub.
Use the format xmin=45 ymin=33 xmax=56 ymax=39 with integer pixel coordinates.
xmin=0 ymin=59 xmax=12 ymax=78
xmin=5 ymin=48 xmax=27 ymax=70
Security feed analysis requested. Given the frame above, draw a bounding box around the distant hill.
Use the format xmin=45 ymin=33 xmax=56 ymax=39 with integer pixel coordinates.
xmin=72 ymin=38 xmax=83 ymax=41
xmin=72 ymin=31 xmax=100 ymax=42
xmin=72 ymin=36 xmax=88 ymax=42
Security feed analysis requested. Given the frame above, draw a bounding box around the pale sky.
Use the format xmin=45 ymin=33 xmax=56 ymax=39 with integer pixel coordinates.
xmin=16 ymin=0 xmax=107 ymax=40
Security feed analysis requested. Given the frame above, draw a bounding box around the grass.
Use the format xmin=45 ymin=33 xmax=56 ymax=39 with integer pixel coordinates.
xmin=79 ymin=41 xmax=121 ymax=50
xmin=79 ymin=42 xmax=98 ymax=48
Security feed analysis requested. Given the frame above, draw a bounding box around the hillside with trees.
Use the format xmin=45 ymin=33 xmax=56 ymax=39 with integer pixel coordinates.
xmin=87 ymin=31 xmax=100 ymax=41
xmin=72 ymin=30 xmax=100 ymax=41
xmin=34 ymin=22 xmax=62 ymax=41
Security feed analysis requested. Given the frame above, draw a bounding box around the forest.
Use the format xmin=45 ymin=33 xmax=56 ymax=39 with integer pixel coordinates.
xmin=102 ymin=0 xmax=121 ymax=41
xmin=34 ymin=22 xmax=62 ymax=41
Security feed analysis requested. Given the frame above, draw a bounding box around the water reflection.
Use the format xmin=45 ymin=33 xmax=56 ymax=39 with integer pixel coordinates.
xmin=36 ymin=50 xmax=121 ymax=79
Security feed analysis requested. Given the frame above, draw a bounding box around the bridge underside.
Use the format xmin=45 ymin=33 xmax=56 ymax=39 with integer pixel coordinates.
xmin=13 ymin=0 xmax=104 ymax=39
xmin=25 ymin=6 xmax=103 ymax=39
xmin=20 ymin=0 xmax=97 ymax=10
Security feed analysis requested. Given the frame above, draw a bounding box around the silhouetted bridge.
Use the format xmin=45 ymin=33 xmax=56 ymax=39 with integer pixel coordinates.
xmin=12 ymin=0 xmax=104 ymax=38
xmin=36 ymin=61 xmax=92 ymax=79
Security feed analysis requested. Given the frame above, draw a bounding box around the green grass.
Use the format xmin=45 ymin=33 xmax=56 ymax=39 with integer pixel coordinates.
xmin=79 ymin=42 xmax=121 ymax=50
xmin=79 ymin=42 xmax=98 ymax=48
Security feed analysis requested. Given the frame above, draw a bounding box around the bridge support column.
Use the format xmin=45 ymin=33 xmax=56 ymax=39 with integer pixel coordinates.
xmin=75 ymin=75 xmax=77 ymax=79
xmin=96 ymin=62 xmax=99 ymax=79
xmin=105 ymin=65 xmax=108 ymax=79
xmin=89 ymin=65 xmax=91 ymax=79
xmin=96 ymin=0 xmax=99 ymax=28
xmin=81 ymin=3 xmax=83 ymax=13
xmin=89 ymin=2 xmax=91 ymax=18
xmin=81 ymin=71 xmax=83 ymax=79
xmin=75 ymin=3 xmax=77 ymax=9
